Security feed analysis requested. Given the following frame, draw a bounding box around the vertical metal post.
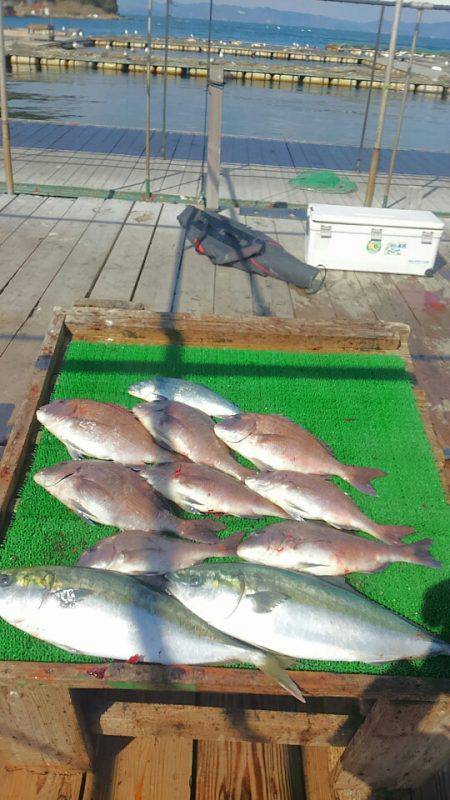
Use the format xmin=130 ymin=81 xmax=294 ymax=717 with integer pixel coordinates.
xmin=364 ymin=0 xmax=404 ymax=207
xmin=355 ymin=6 xmax=385 ymax=173
xmin=161 ymin=0 xmax=170 ymax=159
xmin=205 ymin=64 xmax=224 ymax=210
xmin=0 ymin=0 xmax=14 ymax=194
xmin=382 ymin=8 xmax=423 ymax=208
xmin=145 ymin=0 xmax=153 ymax=198
xmin=200 ymin=0 xmax=214 ymax=204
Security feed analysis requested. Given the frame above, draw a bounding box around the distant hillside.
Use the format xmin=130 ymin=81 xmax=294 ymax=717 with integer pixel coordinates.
xmin=11 ymin=0 xmax=118 ymax=16
xmin=120 ymin=1 xmax=450 ymax=39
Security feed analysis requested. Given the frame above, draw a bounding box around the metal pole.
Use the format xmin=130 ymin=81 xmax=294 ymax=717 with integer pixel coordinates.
xmin=364 ymin=0 xmax=404 ymax=207
xmin=382 ymin=7 xmax=423 ymax=207
xmin=355 ymin=6 xmax=385 ymax=173
xmin=206 ymin=64 xmax=224 ymax=210
xmin=0 ymin=0 xmax=14 ymax=194
xmin=145 ymin=0 xmax=153 ymax=198
xmin=161 ymin=0 xmax=170 ymax=159
xmin=201 ymin=0 xmax=214 ymax=204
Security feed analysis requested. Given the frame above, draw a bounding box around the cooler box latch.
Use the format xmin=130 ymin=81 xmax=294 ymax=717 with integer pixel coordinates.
xmin=371 ymin=227 xmax=382 ymax=240
xmin=320 ymin=224 xmax=332 ymax=239
xmin=421 ymin=230 xmax=433 ymax=245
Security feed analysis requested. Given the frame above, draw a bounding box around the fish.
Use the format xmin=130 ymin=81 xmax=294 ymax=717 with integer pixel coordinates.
xmin=0 ymin=566 xmax=304 ymax=702
xmin=78 ymin=529 xmax=244 ymax=574
xmin=128 ymin=376 xmax=240 ymax=417
xmin=245 ymin=472 xmax=415 ymax=545
xmin=36 ymin=399 xmax=179 ymax=466
xmin=34 ymin=461 xmax=225 ymax=543
xmin=214 ymin=413 xmax=385 ymax=496
xmin=133 ymin=400 xmax=252 ymax=482
xmin=141 ymin=462 xmax=289 ymax=519
xmin=236 ymin=521 xmax=440 ymax=575
xmin=166 ymin=562 xmax=450 ymax=664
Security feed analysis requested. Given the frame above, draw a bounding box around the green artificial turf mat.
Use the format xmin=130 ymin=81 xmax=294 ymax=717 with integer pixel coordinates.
xmin=0 ymin=340 xmax=448 ymax=678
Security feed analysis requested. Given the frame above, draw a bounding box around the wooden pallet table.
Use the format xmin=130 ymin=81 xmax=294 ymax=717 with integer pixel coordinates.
xmin=0 ymin=302 xmax=448 ymax=799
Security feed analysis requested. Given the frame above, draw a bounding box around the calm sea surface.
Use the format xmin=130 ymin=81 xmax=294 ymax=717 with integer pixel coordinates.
xmin=6 ymin=15 xmax=450 ymax=152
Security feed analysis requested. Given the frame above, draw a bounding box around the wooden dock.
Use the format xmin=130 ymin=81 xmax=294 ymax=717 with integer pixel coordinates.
xmin=2 ymin=122 xmax=450 ymax=213
xmin=0 ymin=193 xmax=448 ymax=457
xmin=0 ymin=193 xmax=449 ymax=797
xmin=0 ymin=193 xmax=449 ymax=799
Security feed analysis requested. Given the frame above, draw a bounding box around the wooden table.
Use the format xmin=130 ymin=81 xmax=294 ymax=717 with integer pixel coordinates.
xmin=0 ymin=304 xmax=448 ymax=800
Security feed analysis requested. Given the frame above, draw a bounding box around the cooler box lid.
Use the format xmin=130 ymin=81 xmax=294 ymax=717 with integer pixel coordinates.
xmin=308 ymin=204 xmax=444 ymax=231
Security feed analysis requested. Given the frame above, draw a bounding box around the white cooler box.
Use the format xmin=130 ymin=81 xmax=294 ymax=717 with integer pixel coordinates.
xmin=305 ymin=204 xmax=444 ymax=276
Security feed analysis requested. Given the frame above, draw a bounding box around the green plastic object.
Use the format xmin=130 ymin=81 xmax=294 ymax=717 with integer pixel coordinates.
xmin=289 ymin=169 xmax=357 ymax=193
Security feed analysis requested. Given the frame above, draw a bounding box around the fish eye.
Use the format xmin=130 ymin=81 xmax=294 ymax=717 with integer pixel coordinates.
xmin=0 ymin=574 xmax=12 ymax=587
xmin=189 ymin=575 xmax=201 ymax=587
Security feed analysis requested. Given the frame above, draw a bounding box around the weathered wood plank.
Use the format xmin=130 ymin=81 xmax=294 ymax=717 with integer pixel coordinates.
xmin=301 ymin=747 xmax=344 ymax=800
xmin=83 ymin=736 xmax=193 ymax=800
xmin=88 ymin=700 xmax=358 ymax=746
xmin=0 ymin=309 xmax=66 ymax=529
xmin=173 ymin=239 xmax=216 ymax=315
xmin=0 ymin=661 xmax=445 ymax=700
xmin=0 ymin=685 xmax=92 ymax=772
xmin=133 ymin=202 xmax=186 ymax=310
xmin=0 ymin=768 xmax=84 ymax=800
xmin=195 ymin=741 xmax=304 ymax=800
xmin=65 ymin=308 xmax=410 ymax=353
xmin=91 ymin=202 xmax=162 ymax=301
xmin=334 ymin=697 xmax=450 ymax=794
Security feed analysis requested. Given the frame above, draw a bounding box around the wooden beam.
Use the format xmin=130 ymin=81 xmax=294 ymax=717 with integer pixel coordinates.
xmin=301 ymin=747 xmax=345 ymax=800
xmin=334 ymin=696 xmax=450 ymax=794
xmin=195 ymin=741 xmax=304 ymax=800
xmin=0 ymin=767 xmax=84 ymax=800
xmin=88 ymin=700 xmax=359 ymax=746
xmin=0 ymin=685 xmax=93 ymax=772
xmin=0 ymin=308 xmax=66 ymax=530
xmin=65 ymin=306 xmax=410 ymax=354
xmin=0 ymin=661 xmax=447 ymax=700
xmin=83 ymin=736 xmax=193 ymax=800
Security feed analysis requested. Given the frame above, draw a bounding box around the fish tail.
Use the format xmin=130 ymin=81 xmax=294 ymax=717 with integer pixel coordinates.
xmin=177 ymin=518 xmax=226 ymax=544
xmin=374 ymin=524 xmax=416 ymax=545
xmin=343 ymin=466 xmax=387 ymax=496
xmin=400 ymin=539 xmax=441 ymax=569
xmin=430 ymin=638 xmax=450 ymax=657
xmin=215 ymin=531 xmax=245 ymax=555
xmin=252 ymin=652 xmax=306 ymax=704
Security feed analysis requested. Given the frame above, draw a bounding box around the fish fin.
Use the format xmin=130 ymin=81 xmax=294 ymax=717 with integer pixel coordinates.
xmin=177 ymin=518 xmax=226 ymax=544
xmin=66 ymin=445 xmax=85 ymax=460
xmin=252 ymin=652 xmax=305 ymax=703
xmin=376 ymin=525 xmax=416 ymax=545
xmin=249 ymin=590 xmax=290 ymax=613
xmin=72 ymin=503 xmax=96 ymax=525
xmin=343 ymin=466 xmax=387 ymax=496
xmin=401 ymin=539 xmax=441 ymax=569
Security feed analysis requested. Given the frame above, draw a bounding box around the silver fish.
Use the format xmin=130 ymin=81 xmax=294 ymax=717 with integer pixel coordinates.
xmin=166 ymin=563 xmax=450 ymax=663
xmin=142 ymin=462 xmax=289 ymax=519
xmin=214 ymin=413 xmax=386 ymax=496
xmin=245 ymin=472 xmax=415 ymax=545
xmin=36 ymin=398 xmax=178 ymax=466
xmin=133 ymin=399 xmax=251 ymax=481
xmin=237 ymin=521 xmax=440 ymax=575
xmin=128 ymin=376 xmax=240 ymax=417
xmin=0 ymin=566 xmax=304 ymax=702
xmin=78 ymin=529 xmax=243 ymax=574
xmin=34 ymin=460 xmax=225 ymax=543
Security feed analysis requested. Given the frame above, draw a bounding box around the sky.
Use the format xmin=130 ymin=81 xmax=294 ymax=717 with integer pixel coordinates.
xmin=173 ymin=0 xmax=450 ymax=25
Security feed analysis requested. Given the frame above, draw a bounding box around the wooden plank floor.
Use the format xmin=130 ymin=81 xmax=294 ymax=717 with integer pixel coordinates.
xmin=1 ymin=122 xmax=450 ymax=211
xmin=0 ymin=194 xmax=449 ymax=799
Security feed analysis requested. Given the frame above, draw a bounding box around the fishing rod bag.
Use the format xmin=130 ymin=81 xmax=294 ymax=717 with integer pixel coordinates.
xmin=178 ymin=206 xmax=322 ymax=292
